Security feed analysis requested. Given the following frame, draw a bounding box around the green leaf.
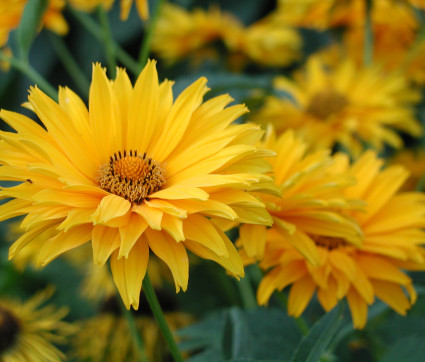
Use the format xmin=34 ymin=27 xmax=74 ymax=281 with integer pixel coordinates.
xmin=380 ymin=335 xmax=425 ymax=362
xmin=291 ymin=303 xmax=344 ymax=362
xmin=222 ymin=308 xmax=253 ymax=359
xmin=16 ymin=0 xmax=48 ymax=59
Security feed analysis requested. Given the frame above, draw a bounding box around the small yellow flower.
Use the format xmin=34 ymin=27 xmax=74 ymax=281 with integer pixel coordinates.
xmin=0 ymin=0 xmax=68 ymax=47
xmin=249 ymin=148 xmax=425 ymax=329
xmin=224 ymin=15 xmax=302 ymax=68
xmin=254 ymin=53 xmax=422 ymax=155
xmin=151 ymin=3 xmax=239 ymax=64
xmin=72 ymin=303 xmax=193 ymax=362
xmin=0 ymin=287 xmax=75 ymax=362
xmin=68 ymin=0 xmax=149 ymax=21
xmin=0 ymin=60 xmax=274 ymax=310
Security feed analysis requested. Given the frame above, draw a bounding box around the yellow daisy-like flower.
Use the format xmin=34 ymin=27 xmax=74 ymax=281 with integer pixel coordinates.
xmin=251 ymin=149 xmax=425 ymax=329
xmin=0 ymin=287 xmax=75 ymax=361
xmin=254 ymin=54 xmax=422 ymax=155
xmin=151 ymin=3 xmax=239 ymax=64
xmin=238 ymin=129 xmax=363 ymax=267
xmin=223 ymin=15 xmax=302 ymax=68
xmin=72 ymin=306 xmax=192 ymax=362
xmin=68 ymin=0 xmax=148 ymax=21
xmin=0 ymin=0 xmax=68 ymax=47
xmin=0 ymin=60 xmax=274 ymax=310
xmin=276 ymin=0 xmax=419 ymax=31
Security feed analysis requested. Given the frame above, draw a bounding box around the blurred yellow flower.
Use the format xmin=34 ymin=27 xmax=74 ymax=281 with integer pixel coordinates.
xmin=0 ymin=60 xmax=275 ymax=310
xmin=69 ymin=0 xmax=149 ymax=21
xmin=254 ymin=54 xmax=422 ymax=155
xmin=0 ymin=287 xmax=75 ymax=361
xmin=238 ymin=129 xmax=363 ymax=267
xmin=0 ymin=0 xmax=68 ymax=47
xmin=72 ymin=303 xmax=193 ymax=362
xmin=151 ymin=3 xmax=238 ymax=64
xmin=250 ymin=150 xmax=425 ymax=329
xmin=224 ymin=15 xmax=302 ymax=68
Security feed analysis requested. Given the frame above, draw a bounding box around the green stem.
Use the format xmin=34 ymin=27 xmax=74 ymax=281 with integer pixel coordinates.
xmin=363 ymin=0 xmax=373 ymax=66
xmin=275 ymin=292 xmax=310 ymax=336
xmin=47 ymin=32 xmax=90 ymax=98
xmin=142 ymin=273 xmax=184 ymax=362
xmin=98 ymin=5 xmax=117 ymax=78
xmin=138 ymin=0 xmax=165 ymax=66
xmin=119 ymin=302 xmax=149 ymax=362
xmin=236 ymin=272 xmax=257 ymax=310
xmin=69 ymin=7 xmax=142 ymax=75
xmin=0 ymin=50 xmax=58 ymax=100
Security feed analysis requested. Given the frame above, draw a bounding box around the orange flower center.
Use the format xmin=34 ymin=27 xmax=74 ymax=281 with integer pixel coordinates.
xmin=98 ymin=150 xmax=166 ymax=204
xmin=0 ymin=306 xmax=20 ymax=352
xmin=312 ymin=235 xmax=348 ymax=250
xmin=306 ymin=89 xmax=348 ymax=119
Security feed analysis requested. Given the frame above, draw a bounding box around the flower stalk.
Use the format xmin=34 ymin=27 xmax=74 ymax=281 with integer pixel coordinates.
xmin=142 ymin=273 xmax=185 ymax=362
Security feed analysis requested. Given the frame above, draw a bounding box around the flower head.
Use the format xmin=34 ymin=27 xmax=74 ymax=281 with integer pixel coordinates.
xmin=0 ymin=60 xmax=274 ymax=309
xmin=0 ymin=0 xmax=68 ymax=47
xmin=0 ymin=287 xmax=75 ymax=362
xmin=248 ymin=148 xmax=425 ymax=328
xmin=254 ymin=54 xmax=422 ymax=155
xmin=238 ymin=129 xmax=363 ymax=266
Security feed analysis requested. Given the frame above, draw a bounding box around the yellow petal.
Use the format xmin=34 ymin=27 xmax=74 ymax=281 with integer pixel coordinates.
xmin=133 ymin=203 xmax=163 ymax=230
xmin=146 ymin=229 xmax=189 ymax=292
xmin=183 ymin=214 xmax=228 ymax=256
xmin=110 ymin=238 xmax=149 ymax=309
xmin=119 ymin=213 xmax=148 ymax=258
xmin=238 ymin=224 xmax=267 ymax=259
xmin=92 ymin=225 xmax=121 ymax=266
xmin=38 ymin=224 xmax=93 ymax=266
xmin=92 ymin=194 xmax=131 ymax=225
xmin=372 ymin=280 xmax=411 ymax=315
xmin=347 ymin=287 xmax=368 ymax=329
xmin=288 ymin=275 xmax=316 ymax=317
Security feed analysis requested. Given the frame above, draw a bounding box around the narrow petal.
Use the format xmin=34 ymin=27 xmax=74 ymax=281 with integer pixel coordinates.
xmin=239 ymin=224 xmax=267 ymax=259
xmin=288 ymin=275 xmax=316 ymax=317
xmin=110 ymin=238 xmax=150 ymax=309
xmin=347 ymin=287 xmax=368 ymax=329
xmin=92 ymin=225 xmax=121 ymax=266
xmin=38 ymin=224 xmax=93 ymax=266
xmin=92 ymin=194 xmax=131 ymax=225
xmin=146 ymin=229 xmax=189 ymax=292
xmin=119 ymin=213 xmax=148 ymax=258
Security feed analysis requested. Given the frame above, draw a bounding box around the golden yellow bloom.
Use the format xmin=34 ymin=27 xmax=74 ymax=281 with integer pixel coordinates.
xmin=251 ymin=149 xmax=425 ymax=329
xmin=276 ymin=0 xmax=419 ymax=31
xmin=72 ymin=301 xmax=193 ymax=362
xmin=0 ymin=0 xmax=68 ymax=47
xmin=223 ymin=15 xmax=302 ymax=68
xmin=254 ymin=54 xmax=422 ymax=155
xmin=238 ymin=129 xmax=363 ymax=267
xmin=0 ymin=287 xmax=75 ymax=361
xmin=0 ymin=60 xmax=274 ymax=309
xmin=151 ymin=3 xmax=239 ymax=64
xmin=69 ymin=0 xmax=148 ymax=21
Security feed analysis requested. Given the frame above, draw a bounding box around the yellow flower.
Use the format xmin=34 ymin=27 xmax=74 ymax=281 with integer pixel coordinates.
xmin=276 ymin=0 xmax=419 ymax=30
xmin=238 ymin=129 xmax=363 ymax=267
xmin=151 ymin=3 xmax=239 ymax=64
xmin=252 ymin=150 xmax=425 ymax=329
xmin=68 ymin=0 xmax=149 ymax=21
xmin=0 ymin=0 xmax=68 ymax=47
xmin=223 ymin=15 xmax=302 ymax=68
xmin=254 ymin=53 xmax=422 ymax=155
xmin=0 ymin=287 xmax=75 ymax=362
xmin=0 ymin=60 xmax=274 ymax=309
xmin=72 ymin=303 xmax=193 ymax=362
